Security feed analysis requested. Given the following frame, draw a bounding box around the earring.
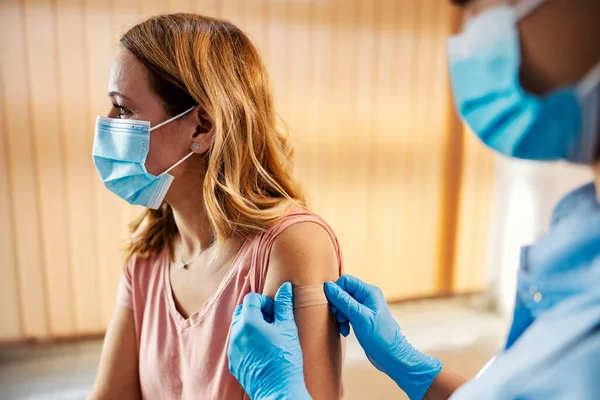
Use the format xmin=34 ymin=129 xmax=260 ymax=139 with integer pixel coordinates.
xmin=191 ymin=142 xmax=200 ymax=151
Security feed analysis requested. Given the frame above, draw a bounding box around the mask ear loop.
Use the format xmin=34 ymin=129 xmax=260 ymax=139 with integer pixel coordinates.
xmin=163 ymin=151 xmax=195 ymax=175
xmin=515 ymin=0 xmax=548 ymax=21
xmin=150 ymin=106 xmax=196 ymax=132
xmin=153 ymin=105 xmax=199 ymax=175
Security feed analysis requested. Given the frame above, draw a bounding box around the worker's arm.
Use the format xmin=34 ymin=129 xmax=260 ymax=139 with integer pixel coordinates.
xmin=423 ymin=367 xmax=467 ymax=399
xmin=325 ymin=275 xmax=465 ymax=400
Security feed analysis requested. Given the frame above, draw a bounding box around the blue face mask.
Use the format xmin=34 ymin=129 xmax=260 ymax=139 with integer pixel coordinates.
xmin=92 ymin=106 xmax=196 ymax=209
xmin=447 ymin=0 xmax=600 ymax=163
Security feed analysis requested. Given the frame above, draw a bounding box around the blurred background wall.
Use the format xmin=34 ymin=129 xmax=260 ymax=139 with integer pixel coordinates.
xmin=0 ymin=0 xmax=496 ymax=342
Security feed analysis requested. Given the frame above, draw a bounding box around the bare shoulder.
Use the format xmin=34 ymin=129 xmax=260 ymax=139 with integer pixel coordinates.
xmin=264 ymin=220 xmax=340 ymax=295
xmin=271 ymin=221 xmax=337 ymax=262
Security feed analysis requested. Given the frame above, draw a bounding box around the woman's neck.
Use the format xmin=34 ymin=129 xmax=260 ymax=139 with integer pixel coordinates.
xmin=168 ymin=174 xmax=215 ymax=258
xmin=164 ymin=152 xmax=219 ymax=258
xmin=171 ymin=201 xmax=214 ymax=258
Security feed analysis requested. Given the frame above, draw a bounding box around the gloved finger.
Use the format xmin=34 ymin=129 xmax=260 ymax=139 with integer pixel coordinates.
xmin=261 ymin=296 xmax=275 ymax=323
xmin=331 ymin=305 xmax=338 ymax=314
xmin=261 ymin=296 xmax=275 ymax=321
xmin=338 ymin=321 xmax=350 ymax=337
xmin=263 ymin=314 xmax=274 ymax=324
xmin=230 ymin=306 xmax=246 ymax=335
xmin=233 ymin=304 xmax=243 ymax=317
xmin=231 ymin=303 xmax=247 ymax=328
xmin=241 ymin=293 xmax=274 ymax=323
xmin=324 ymin=281 xmax=363 ymax=323
xmin=334 ymin=274 xmax=374 ymax=303
xmin=274 ymin=282 xmax=295 ymax=323
xmin=334 ymin=310 xmax=348 ymax=324
xmin=242 ymin=292 xmax=269 ymax=309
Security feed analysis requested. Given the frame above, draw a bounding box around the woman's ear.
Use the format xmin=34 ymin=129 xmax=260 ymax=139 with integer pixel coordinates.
xmin=190 ymin=107 xmax=215 ymax=154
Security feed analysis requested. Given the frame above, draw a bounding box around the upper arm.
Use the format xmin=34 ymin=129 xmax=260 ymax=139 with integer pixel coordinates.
xmin=88 ymin=305 xmax=141 ymax=400
xmin=263 ymin=222 xmax=342 ymax=400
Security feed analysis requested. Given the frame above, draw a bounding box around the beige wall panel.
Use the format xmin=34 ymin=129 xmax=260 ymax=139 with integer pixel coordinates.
xmin=54 ymin=0 xmax=102 ymax=334
xmin=240 ymin=0 xmax=266 ymax=47
xmin=113 ymin=0 xmax=140 ymax=42
xmin=0 ymin=71 xmax=23 ymax=340
xmin=169 ymin=0 xmax=194 ymax=14
xmin=369 ymin=0 xmax=402 ymax=296
xmin=452 ymin=129 xmax=495 ymax=293
xmin=0 ymin=0 xmax=48 ymax=339
xmin=303 ymin=0 xmax=334 ymax=221
xmin=194 ymin=0 xmax=220 ymax=17
xmin=326 ymin=0 xmax=359 ymax=279
xmin=141 ymin=0 xmax=169 ymax=18
xmin=219 ymin=0 xmax=243 ymax=25
xmin=283 ymin=0 xmax=313 ymax=217
xmin=23 ymin=0 xmax=75 ymax=336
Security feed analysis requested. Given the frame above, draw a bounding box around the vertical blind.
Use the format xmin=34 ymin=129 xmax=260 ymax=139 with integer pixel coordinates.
xmin=0 ymin=0 xmax=494 ymax=341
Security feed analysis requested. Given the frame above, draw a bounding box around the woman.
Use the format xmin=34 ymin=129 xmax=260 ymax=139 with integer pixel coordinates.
xmin=89 ymin=14 xmax=343 ymax=400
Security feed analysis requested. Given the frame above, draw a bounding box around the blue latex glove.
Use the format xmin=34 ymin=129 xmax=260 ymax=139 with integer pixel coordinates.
xmin=228 ymin=282 xmax=311 ymax=400
xmin=324 ymin=275 xmax=442 ymax=400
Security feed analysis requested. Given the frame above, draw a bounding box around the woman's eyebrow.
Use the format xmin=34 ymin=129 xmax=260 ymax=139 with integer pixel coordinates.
xmin=108 ymin=91 xmax=130 ymax=101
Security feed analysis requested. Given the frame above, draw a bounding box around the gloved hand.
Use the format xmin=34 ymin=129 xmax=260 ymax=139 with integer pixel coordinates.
xmin=228 ymin=282 xmax=311 ymax=400
xmin=324 ymin=275 xmax=442 ymax=400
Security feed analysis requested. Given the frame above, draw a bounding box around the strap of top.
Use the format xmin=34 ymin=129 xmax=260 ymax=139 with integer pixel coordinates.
xmin=249 ymin=209 xmax=344 ymax=293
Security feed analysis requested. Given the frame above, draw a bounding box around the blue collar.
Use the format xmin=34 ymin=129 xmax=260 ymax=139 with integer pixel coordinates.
xmin=506 ymin=182 xmax=600 ymax=348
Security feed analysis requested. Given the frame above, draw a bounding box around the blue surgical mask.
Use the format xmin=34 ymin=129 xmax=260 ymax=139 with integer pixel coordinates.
xmin=447 ymin=0 xmax=600 ymax=163
xmin=92 ymin=106 xmax=196 ymax=209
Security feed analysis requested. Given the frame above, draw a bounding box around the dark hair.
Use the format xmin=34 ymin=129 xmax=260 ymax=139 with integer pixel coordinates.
xmin=121 ymin=36 xmax=197 ymax=117
xmin=451 ymin=0 xmax=473 ymax=4
xmin=147 ymin=70 xmax=197 ymax=117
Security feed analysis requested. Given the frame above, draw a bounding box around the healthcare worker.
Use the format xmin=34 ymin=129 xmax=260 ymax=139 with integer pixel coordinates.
xmin=227 ymin=0 xmax=600 ymax=398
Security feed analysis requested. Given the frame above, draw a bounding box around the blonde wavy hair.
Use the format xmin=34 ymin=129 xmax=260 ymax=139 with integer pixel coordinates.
xmin=121 ymin=13 xmax=307 ymax=262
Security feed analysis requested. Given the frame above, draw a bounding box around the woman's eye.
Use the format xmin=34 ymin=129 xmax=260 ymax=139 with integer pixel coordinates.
xmin=113 ymin=104 xmax=131 ymax=118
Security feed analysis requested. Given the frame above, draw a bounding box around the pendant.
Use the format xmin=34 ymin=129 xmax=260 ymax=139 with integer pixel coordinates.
xmin=177 ymin=262 xmax=187 ymax=270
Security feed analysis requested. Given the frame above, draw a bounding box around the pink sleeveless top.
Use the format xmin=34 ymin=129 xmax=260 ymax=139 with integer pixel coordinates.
xmin=117 ymin=210 xmax=344 ymax=399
